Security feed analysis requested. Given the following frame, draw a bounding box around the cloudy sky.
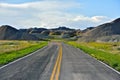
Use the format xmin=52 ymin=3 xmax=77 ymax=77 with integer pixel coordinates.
xmin=0 ymin=0 xmax=119 ymax=29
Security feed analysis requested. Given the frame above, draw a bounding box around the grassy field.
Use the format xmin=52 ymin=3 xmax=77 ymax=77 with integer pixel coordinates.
xmin=0 ymin=41 xmax=48 ymax=65
xmin=80 ymin=42 xmax=120 ymax=54
xmin=67 ymin=41 xmax=120 ymax=72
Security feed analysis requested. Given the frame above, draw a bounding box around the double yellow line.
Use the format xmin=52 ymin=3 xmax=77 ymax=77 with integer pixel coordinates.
xmin=50 ymin=44 xmax=62 ymax=80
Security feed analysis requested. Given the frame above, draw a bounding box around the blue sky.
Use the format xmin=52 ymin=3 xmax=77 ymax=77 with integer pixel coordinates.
xmin=0 ymin=0 xmax=119 ymax=29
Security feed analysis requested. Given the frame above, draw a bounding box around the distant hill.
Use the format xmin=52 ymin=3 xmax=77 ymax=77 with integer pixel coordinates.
xmin=51 ymin=26 xmax=74 ymax=31
xmin=82 ymin=27 xmax=95 ymax=33
xmin=0 ymin=25 xmax=39 ymax=40
xmin=0 ymin=25 xmax=18 ymax=40
xmin=1 ymin=18 xmax=120 ymax=41
xmin=0 ymin=25 xmax=76 ymax=40
xmin=79 ymin=18 xmax=120 ymax=42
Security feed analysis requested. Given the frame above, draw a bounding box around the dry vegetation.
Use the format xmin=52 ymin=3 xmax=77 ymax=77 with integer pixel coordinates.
xmin=78 ymin=42 xmax=120 ymax=54
xmin=0 ymin=40 xmax=40 ymax=54
xmin=0 ymin=40 xmax=47 ymax=65
xmin=67 ymin=41 xmax=120 ymax=71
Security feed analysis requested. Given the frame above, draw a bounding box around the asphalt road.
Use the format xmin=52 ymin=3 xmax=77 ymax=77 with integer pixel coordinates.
xmin=0 ymin=42 xmax=120 ymax=80
xmin=0 ymin=42 xmax=59 ymax=80
xmin=60 ymin=43 xmax=120 ymax=80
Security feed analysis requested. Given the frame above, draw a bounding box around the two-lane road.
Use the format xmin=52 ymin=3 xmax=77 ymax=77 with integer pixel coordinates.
xmin=0 ymin=42 xmax=120 ymax=80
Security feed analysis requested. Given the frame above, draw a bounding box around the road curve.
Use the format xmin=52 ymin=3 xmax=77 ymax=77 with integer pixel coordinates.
xmin=60 ymin=43 xmax=120 ymax=80
xmin=0 ymin=42 xmax=59 ymax=80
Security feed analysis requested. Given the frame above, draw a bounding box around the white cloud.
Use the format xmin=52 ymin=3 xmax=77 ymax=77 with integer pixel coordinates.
xmin=72 ymin=15 xmax=108 ymax=22
xmin=0 ymin=1 xmax=80 ymax=10
xmin=91 ymin=16 xmax=108 ymax=22
xmin=0 ymin=1 xmax=111 ymax=29
xmin=0 ymin=3 xmax=29 ymax=8
xmin=66 ymin=15 xmax=111 ymax=29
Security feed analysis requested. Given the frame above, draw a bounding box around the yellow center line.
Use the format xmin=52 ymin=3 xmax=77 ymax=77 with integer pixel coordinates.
xmin=55 ymin=46 xmax=62 ymax=80
xmin=50 ymin=44 xmax=62 ymax=80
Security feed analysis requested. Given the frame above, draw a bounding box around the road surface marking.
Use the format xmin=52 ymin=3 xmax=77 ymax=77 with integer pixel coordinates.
xmin=0 ymin=46 xmax=47 ymax=70
xmin=50 ymin=44 xmax=62 ymax=80
xmin=77 ymin=48 xmax=120 ymax=75
xmin=55 ymin=45 xmax=62 ymax=80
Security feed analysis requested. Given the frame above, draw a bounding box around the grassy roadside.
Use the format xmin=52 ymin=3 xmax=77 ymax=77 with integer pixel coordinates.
xmin=67 ymin=41 xmax=120 ymax=72
xmin=0 ymin=41 xmax=48 ymax=65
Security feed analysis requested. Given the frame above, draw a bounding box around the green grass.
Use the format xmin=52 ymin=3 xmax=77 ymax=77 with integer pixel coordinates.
xmin=80 ymin=42 xmax=120 ymax=54
xmin=67 ymin=41 xmax=120 ymax=72
xmin=0 ymin=41 xmax=47 ymax=65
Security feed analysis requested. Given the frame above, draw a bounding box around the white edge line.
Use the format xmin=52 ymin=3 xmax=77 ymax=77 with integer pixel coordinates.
xmin=76 ymin=48 xmax=120 ymax=75
xmin=0 ymin=46 xmax=47 ymax=70
xmin=98 ymin=60 xmax=120 ymax=75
